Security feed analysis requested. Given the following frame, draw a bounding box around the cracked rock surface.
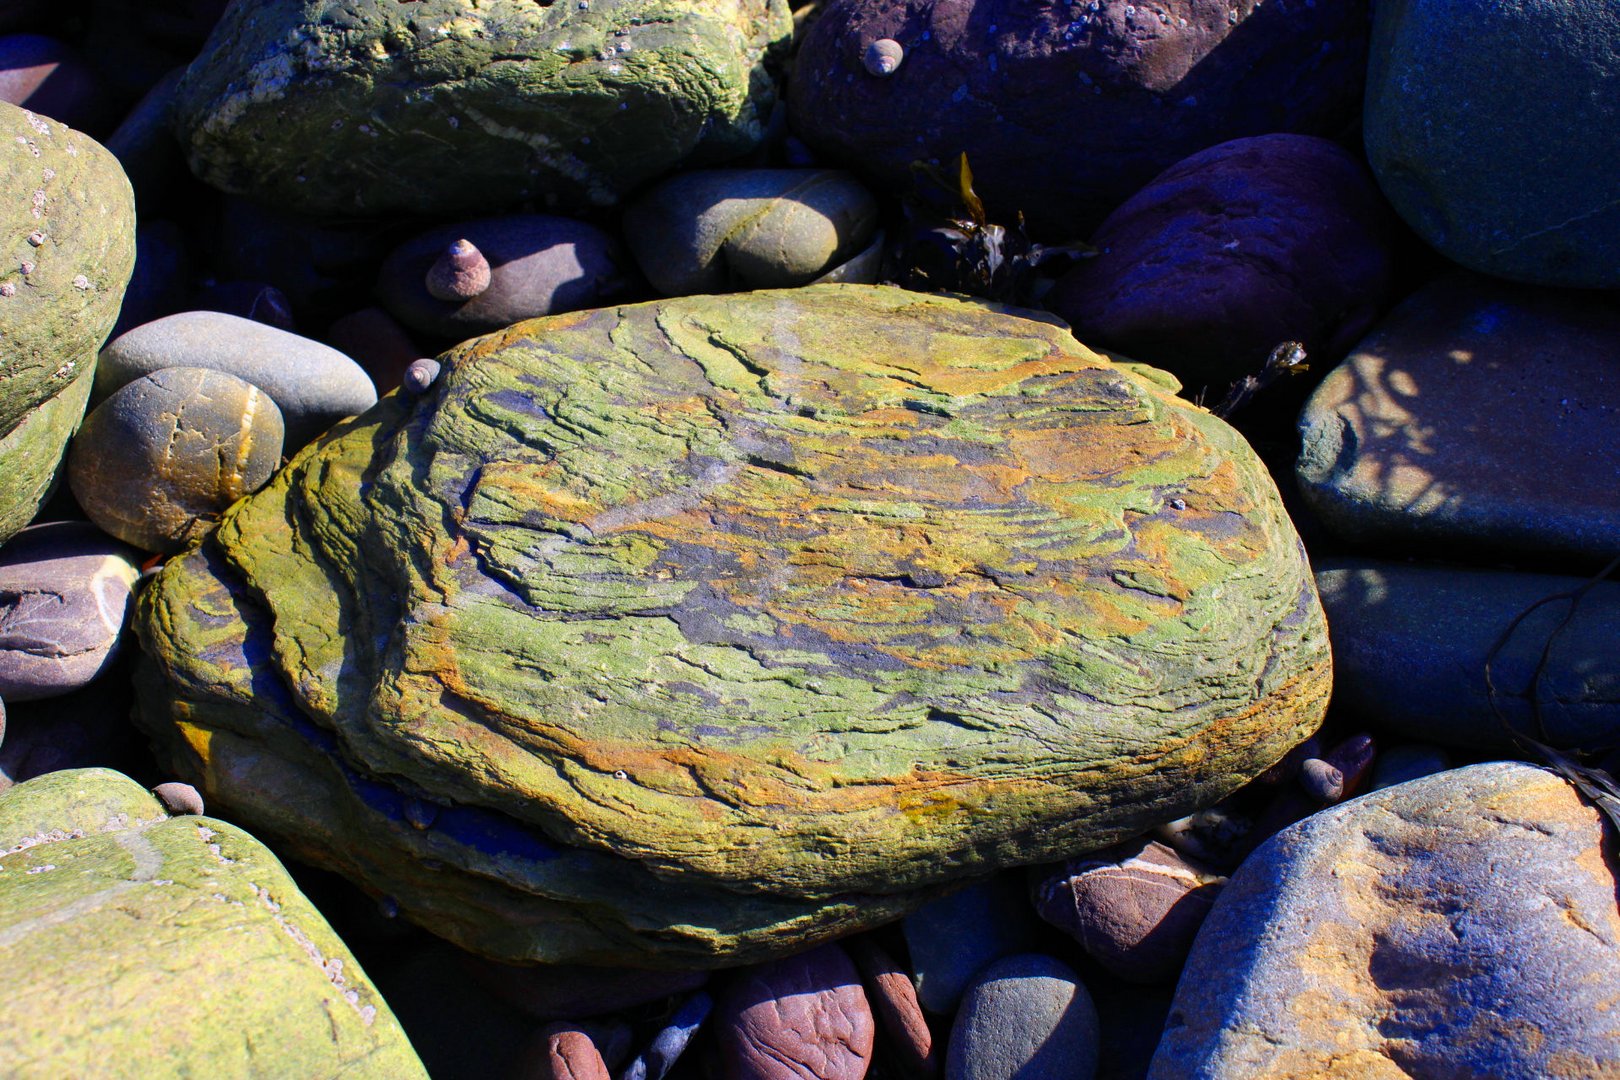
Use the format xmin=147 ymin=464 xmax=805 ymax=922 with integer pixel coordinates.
xmin=1150 ymin=761 xmax=1620 ymax=1078
xmin=0 ymin=768 xmax=426 ymax=1077
xmin=133 ymin=284 xmax=1329 ymax=966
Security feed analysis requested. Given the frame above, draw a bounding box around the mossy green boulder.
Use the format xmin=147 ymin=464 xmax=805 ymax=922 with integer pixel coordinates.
xmin=172 ymin=0 xmax=792 ymax=217
xmin=0 ymin=103 xmax=135 ymax=543
xmin=133 ymin=285 xmax=1331 ymax=966
xmin=0 ymin=769 xmax=426 ymax=1078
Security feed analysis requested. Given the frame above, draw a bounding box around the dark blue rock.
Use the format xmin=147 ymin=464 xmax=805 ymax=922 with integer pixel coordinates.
xmin=903 ymin=873 xmax=1040 ymax=1014
xmin=619 ymin=991 xmax=711 ymax=1080
xmin=945 ymin=954 xmax=1099 ymax=1080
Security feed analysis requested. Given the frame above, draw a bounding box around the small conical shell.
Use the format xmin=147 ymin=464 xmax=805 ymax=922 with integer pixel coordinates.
xmin=864 ymin=38 xmax=904 ymax=77
xmin=425 ymin=238 xmax=492 ymax=302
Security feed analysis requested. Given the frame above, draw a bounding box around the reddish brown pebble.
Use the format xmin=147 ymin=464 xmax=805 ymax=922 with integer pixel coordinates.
xmin=1298 ymin=758 xmax=1345 ymax=803
xmin=424 ymin=238 xmax=491 ymax=302
xmin=402 ymin=358 xmax=441 ymax=395
xmin=848 ymin=937 xmax=940 ymax=1078
xmin=152 ymin=781 xmax=204 ymax=816
xmin=326 ymin=306 xmax=421 ymax=395
xmin=514 ymin=1022 xmax=610 ymax=1080
xmin=716 ymin=943 xmax=875 ymax=1080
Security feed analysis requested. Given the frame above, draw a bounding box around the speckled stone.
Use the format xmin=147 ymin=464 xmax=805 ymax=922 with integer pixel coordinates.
xmin=716 ymin=943 xmax=874 ymax=1080
xmin=1316 ymin=559 xmax=1620 ymax=751
xmin=96 ymin=311 xmax=375 ymax=450
xmin=69 ymin=366 xmax=285 ymax=554
xmin=0 ymin=521 xmax=141 ymax=701
xmin=946 ymin=954 xmax=1100 ymax=1080
xmin=0 ymin=768 xmax=427 ymax=1077
xmin=1298 ymin=273 xmax=1620 ymax=564
xmin=623 ymin=169 xmax=879 ymax=295
xmin=1150 ymin=762 xmax=1620 ymax=1078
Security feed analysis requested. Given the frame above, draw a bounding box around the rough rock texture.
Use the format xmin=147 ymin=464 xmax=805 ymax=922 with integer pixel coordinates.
xmin=97 ymin=311 xmax=377 ymax=451
xmin=1298 ymin=274 xmax=1620 ymax=564
xmin=0 ymin=101 xmax=135 ymax=544
xmin=790 ymin=0 xmax=1370 ymax=239
xmin=1045 ymin=134 xmax=1394 ymax=390
xmin=172 ymin=0 xmax=793 ymax=217
xmin=623 ymin=169 xmax=880 ymax=295
xmin=69 ymin=366 xmax=286 ymax=554
xmin=1364 ymin=0 xmax=1620 ymax=287
xmin=132 ymin=285 xmax=1330 ymax=965
xmin=1316 ymin=560 xmax=1620 ymax=751
xmin=0 ymin=521 xmax=141 ymax=701
xmin=850 ymin=938 xmax=939 ymax=1078
xmin=377 ymin=216 xmax=627 ymax=341
xmin=716 ymin=944 xmax=875 ymax=1080
xmin=1150 ymin=762 xmax=1620 ymax=1078
xmin=0 ymin=768 xmax=426 ymax=1077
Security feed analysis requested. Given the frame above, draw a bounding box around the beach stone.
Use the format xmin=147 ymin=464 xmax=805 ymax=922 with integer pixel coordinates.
xmin=97 ymin=311 xmax=376 ymax=450
xmin=193 ymin=280 xmax=298 ymax=333
xmin=131 ymin=285 xmax=1330 ymax=966
xmin=904 ymin=874 xmax=1040 ymax=1014
xmin=0 ymin=667 xmax=151 ymax=791
xmin=1365 ymin=0 xmax=1620 ymax=287
xmin=715 ymin=943 xmax=874 ymax=1080
xmin=1044 ymin=134 xmax=1394 ymax=390
xmin=0 ymin=34 xmax=111 ymax=133
xmin=0 ymin=101 xmax=135 ymax=546
xmin=0 ymin=768 xmax=427 ymax=1077
xmin=212 ymin=196 xmax=394 ymax=323
xmin=326 ymin=306 xmax=424 ymax=396
xmin=471 ymin=960 xmax=708 ymax=1021
xmin=790 ymin=0 xmax=1370 ymax=239
xmin=152 ymin=779 xmax=204 ymax=815
xmin=1150 ymin=762 xmax=1620 ymax=1077
xmin=1369 ymin=744 xmax=1451 ymax=791
xmin=622 ymin=992 xmax=712 ymax=1080
xmin=1034 ymin=838 xmax=1223 ymax=985
xmin=377 ymin=216 xmax=626 ymax=341
xmin=527 ymin=1023 xmax=610 ymax=1080
xmin=1298 ymin=274 xmax=1620 ymax=564
xmin=109 ymin=219 xmax=191 ymax=340
xmin=69 ymin=367 xmax=285 ymax=554
xmin=849 ymin=938 xmax=939 ymax=1079
xmin=0 ymin=521 xmax=141 ymax=702
xmin=1316 ymin=559 xmax=1620 ymax=751
xmin=105 ymin=66 xmax=187 ymax=213
xmin=173 ymin=0 xmax=792 ymax=218
xmin=623 ymin=169 xmax=879 ymax=296
xmin=945 ymin=954 xmax=1100 ymax=1080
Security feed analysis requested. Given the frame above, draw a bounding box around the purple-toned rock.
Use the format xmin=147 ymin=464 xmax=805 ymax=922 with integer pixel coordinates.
xmin=1035 ymin=838 xmax=1224 ymax=985
xmin=109 ymin=220 xmax=191 ymax=340
xmin=151 ymin=780 xmax=203 ymax=815
xmin=946 ymin=954 xmax=1100 ymax=1080
xmin=1045 ymin=134 xmax=1394 ymax=390
xmin=849 ymin=938 xmax=939 ymax=1078
xmin=325 ymin=306 xmax=423 ymax=397
xmin=0 ymin=34 xmax=111 ymax=133
xmin=0 ymin=522 xmax=141 ymax=702
xmin=377 ymin=216 xmax=626 ymax=341
xmin=716 ymin=943 xmax=875 ymax=1080
xmin=790 ymin=0 xmax=1371 ymax=239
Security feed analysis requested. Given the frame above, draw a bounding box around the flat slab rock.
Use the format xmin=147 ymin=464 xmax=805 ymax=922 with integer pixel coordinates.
xmin=0 ymin=769 xmax=425 ymax=1077
xmin=1150 ymin=762 xmax=1620 ymax=1078
xmin=133 ymin=284 xmax=1329 ymax=965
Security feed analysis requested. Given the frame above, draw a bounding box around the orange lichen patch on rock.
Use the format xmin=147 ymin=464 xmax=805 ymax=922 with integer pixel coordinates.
xmin=134 ymin=284 xmax=1329 ymax=964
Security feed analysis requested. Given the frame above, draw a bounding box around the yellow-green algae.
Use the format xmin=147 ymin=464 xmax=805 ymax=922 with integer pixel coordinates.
xmin=0 ymin=769 xmax=425 ymax=1078
xmin=135 ymin=285 xmax=1330 ymax=965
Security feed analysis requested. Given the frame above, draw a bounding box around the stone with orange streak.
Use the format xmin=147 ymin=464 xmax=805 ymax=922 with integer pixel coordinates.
xmin=133 ymin=285 xmax=1329 ymax=966
xmin=1150 ymin=762 xmax=1620 ymax=1078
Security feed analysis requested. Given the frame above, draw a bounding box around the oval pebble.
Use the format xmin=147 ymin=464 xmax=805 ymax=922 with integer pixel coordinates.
xmin=946 ymin=955 xmax=1099 ymax=1080
xmin=716 ymin=943 xmax=874 ymax=1080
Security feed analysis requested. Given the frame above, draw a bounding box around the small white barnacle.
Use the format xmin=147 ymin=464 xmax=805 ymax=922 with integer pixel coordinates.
xmin=864 ymin=38 xmax=904 ymax=77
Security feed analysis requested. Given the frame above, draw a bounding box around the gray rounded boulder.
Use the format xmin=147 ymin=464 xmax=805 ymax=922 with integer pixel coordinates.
xmin=172 ymin=0 xmax=793 ymax=217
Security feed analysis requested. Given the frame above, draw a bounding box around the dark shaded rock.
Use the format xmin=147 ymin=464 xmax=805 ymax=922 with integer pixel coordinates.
xmin=131 ymin=286 xmax=1330 ymax=965
xmin=1365 ymin=0 xmax=1620 ymax=286
xmin=325 ymin=306 xmax=424 ymax=396
xmin=0 ymin=34 xmax=111 ymax=133
xmin=97 ymin=311 xmax=375 ymax=450
xmin=193 ymin=280 xmax=298 ymax=333
xmin=904 ymin=874 xmax=1040 ymax=1014
xmin=0 ymin=657 xmax=151 ymax=792
xmin=946 ymin=954 xmax=1100 ymax=1080
xmin=1034 ymin=838 xmax=1223 ymax=985
xmin=622 ymin=992 xmax=712 ymax=1080
xmin=377 ymin=216 xmax=626 ymax=340
xmin=0 ymin=521 xmax=141 ymax=701
xmin=1297 ymin=274 xmax=1620 ymax=565
xmin=623 ymin=169 xmax=879 ymax=295
xmin=1369 ymin=744 xmax=1451 ymax=791
xmin=0 ymin=101 xmax=135 ymax=545
xmin=716 ymin=943 xmax=874 ymax=1080
xmin=1150 ymin=762 xmax=1620 ymax=1077
xmin=849 ymin=938 xmax=939 ymax=1078
xmin=0 ymin=768 xmax=427 ymax=1076
xmin=109 ymin=219 xmax=191 ymax=340
xmin=173 ymin=1 xmax=793 ymax=217
xmin=69 ymin=367 xmax=285 ymax=554
xmin=1044 ymin=134 xmax=1394 ymax=390
xmin=471 ymin=960 xmax=709 ymax=1022
xmin=105 ymin=65 xmax=187 ymax=214
xmin=789 ymin=0 xmax=1371 ymax=239
xmin=1316 ymin=559 xmax=1620 ymax=751
xmin=211 ymin=195 xmax=394 ymax=323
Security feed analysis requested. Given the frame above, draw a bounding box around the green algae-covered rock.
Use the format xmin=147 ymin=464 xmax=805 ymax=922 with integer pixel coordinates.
xmin=172 ymin=0 xmax=792 ymax=218
xmin=0 ymin=768 xmax=426 ymax=1078
xmin=133 ymin=285 xmax=1330 ymax=966
xmin=0 ymin=103 xmax=135 ymax=543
